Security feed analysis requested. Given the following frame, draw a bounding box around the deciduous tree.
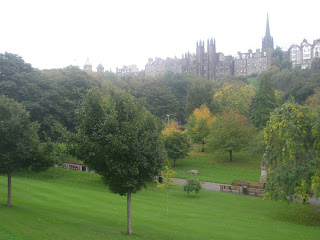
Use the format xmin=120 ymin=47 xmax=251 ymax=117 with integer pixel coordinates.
xmin=213 ymin=82 xmax=255 ymax=117
xmin=68 ymin=88 xmax=165 ymax=235
xmin=0 ymin=95 xmax=53 ymax=206
xmin=186 ymin=105 xmax=215 ymax=151
xmin=162 ymin=122 xmax=190 ymax=166
xmin=207 ymin=111 xmax=255 ymax=161
xmin=264 ymin=102 xmax=320 ymax=203
xmin=156 ymin=165 xmax=178 ymax=216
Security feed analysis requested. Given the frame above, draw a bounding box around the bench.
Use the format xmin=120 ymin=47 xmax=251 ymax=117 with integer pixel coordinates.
xmin=232 ymin=180 xmax=265 ymax=189
xmin=232 ymin=180 xmax=265 ymax=196
xmin=220 ymin=184 xmax=241 ymax=193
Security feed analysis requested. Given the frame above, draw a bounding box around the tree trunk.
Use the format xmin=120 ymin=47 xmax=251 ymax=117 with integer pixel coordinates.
xmin=7 ymin=169 xmax=12 ymax=207
xmin=173 ymin=158 xmax=176 ymax=167
xmin=166 ymin=190 xmax=169 ymax=217
xmin=229 ymin=150 xmax=233 ymax=162
xmin=127 ymin=192 xmax=132 ymax=235
xmin=202 ymin=141 xmax=205 ymax=152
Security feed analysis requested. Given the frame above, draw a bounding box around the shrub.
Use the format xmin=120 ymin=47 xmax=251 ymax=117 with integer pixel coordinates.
xmin=183 ymin=179 xmax=202 ymax=196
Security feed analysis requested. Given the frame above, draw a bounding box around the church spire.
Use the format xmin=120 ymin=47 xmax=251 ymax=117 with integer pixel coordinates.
xmin=262 ymin=13 xmax=274 ymax=51
xmin=265 ymin=13 xmax=270 ymax=37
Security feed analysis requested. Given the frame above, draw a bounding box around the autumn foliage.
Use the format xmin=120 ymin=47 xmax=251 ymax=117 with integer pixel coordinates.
xmin=186 ymin=105 xmax=215 ymax=151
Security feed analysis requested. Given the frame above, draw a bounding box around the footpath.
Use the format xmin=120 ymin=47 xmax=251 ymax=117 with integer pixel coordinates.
xmin=172 ymin=178 xmax=320 ymax=206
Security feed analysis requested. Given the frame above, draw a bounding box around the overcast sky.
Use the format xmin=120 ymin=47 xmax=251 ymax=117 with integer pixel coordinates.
xmin=1 ymin=0 xmax=319 ymax=72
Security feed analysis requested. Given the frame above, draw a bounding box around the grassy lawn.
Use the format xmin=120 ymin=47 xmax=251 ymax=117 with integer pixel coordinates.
xmin=170 ymin=148 xmax=261 ymax=183
xmin=1 ymin=168 xmax=320 ymax=240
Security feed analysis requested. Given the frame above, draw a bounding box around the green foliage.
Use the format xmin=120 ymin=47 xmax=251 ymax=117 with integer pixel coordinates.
xmin=250 ymin=73 xmax=278 ymax=128
xmin=183 ymin=179 xmax=202 ymax=196
xmin=185 ymin=78 xmax=215 ymax=117
xmin=68 ymin=87 xmax=165 ymax=196
xmin=213 ymin=82 xmax=256 ymax=117
xmin=264 ymin=102 xmax=320 ymax=203
xmin=0 ymin=95 xmax=53 ymax=205
xmin=156 ymin=165 xmax=178 ymax=191
xmin=162 ymin=122 xmax=191 ymax=166
xmin=156 ymin=165 xmax=178 ymax=216
xmin=0 ymin=95 xmax=53 ymax=173
xmin=207 ymin=111 xmax=255 ymax=161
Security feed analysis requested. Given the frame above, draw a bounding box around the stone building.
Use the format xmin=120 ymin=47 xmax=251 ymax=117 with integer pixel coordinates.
xmin=145 ymin=15 xmax=273 ymax=80
xmin=234 ymin=15 xmax=273 ymax=77
xmin=97 ymin=63 xmax=104 ymax=73
xmin=83 ymin=57 xmax=92 ymax=72
xmin=289 ymin=39 xmax=320 ymax=69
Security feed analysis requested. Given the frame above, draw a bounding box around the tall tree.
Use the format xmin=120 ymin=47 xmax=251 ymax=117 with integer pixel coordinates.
xmin=207 ymin=111 xmax=255 ymax=161
xmin=250 ymin=73 xmax=277 ymax=128
xmin=264 ymin=102 xmax=320 ymax=203
xmin=67 ymin=88 xmax=165 ymax=235
xmin=0 ymin=95 xmax=53 ymax=206
xmin=162 ymin=122 xmax=191 ymax=166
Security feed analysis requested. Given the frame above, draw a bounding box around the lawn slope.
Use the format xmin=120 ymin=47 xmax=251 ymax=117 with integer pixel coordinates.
xmin=0 ymin=168 xmax=320 ymax=240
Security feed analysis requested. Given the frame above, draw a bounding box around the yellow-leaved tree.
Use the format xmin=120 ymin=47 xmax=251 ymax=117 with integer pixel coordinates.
xmin=185 ymin=105 xmax=215 ymax=151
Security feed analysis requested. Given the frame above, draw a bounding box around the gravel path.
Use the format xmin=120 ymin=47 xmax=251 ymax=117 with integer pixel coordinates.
xmin=172 ymin=178 xmax=320 ymax=206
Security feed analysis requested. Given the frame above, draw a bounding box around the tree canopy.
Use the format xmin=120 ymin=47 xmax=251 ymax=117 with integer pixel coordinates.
xmin=250 ymin=73 xmax=278 ymax=128
xmin=67 ymin=87 xmax=165 ymax=235
xmin=162 ymin=122 xmax=190 ymax=166
xmin=0 ymin=95 xmax=53 ymax=206
xmin=207 ymin=111 xmax=255 ymax=161
xmin=264 ymin=102 xmax=320 ymax=203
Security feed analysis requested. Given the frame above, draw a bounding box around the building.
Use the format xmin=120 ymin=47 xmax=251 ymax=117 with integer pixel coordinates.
xmin=289 ymin=39 xmax=320 ymax=69
xmin=83 ymin=57 xmax=92 ymax=72
xmin=145 ymin=15 xmax=273 ymax=80
xmin=116 ymin=64 xmax=145 ymax=78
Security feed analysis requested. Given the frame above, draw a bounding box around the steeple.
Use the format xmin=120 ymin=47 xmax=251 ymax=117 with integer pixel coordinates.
xmin=265 ymin=13 xmax=270 ymax=37
xmin=262 ymin=13 xmax=274 ymax=51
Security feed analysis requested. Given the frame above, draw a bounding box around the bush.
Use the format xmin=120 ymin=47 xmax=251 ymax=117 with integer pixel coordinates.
xmin=183 ymin=179 xmax=202 ymax=196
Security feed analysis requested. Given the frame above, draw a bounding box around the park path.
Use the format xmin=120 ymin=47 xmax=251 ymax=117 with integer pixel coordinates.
xmin=172 ymin=178 xmax=320 ymax=206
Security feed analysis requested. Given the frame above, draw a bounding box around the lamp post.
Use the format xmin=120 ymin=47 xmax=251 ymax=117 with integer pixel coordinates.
xmin=167 ymin=115 xmax=170 ymax=126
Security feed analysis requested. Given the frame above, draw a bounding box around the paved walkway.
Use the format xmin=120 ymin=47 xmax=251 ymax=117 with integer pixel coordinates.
xmin=172 ymin=178 xmax=320 ymax=206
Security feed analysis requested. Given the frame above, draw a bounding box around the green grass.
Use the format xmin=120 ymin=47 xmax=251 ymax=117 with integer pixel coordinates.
xmin=1 ymin=168 xmax=320 ymax=240
xmin=171 ymin=148 xmax=261 ymax=183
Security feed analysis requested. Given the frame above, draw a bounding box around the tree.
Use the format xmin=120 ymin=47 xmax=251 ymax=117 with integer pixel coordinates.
xmin=250 ymin=73 xmax=278 ymax=128
xmin=207 ymin=111 xmax=255 ymax=161
xmin=213 ymin=82 xmax=256 ymax=117
xmin=185 ymin=78 xmax=215 ymax=117
xmin=67 ymin=88 xmax=165 ymax=235
xmin=156 ymin=165 xmax=178 ymax=216
xmin=186 ymin=105 xmax=215 ymax=151
xmin=183 ymin=179 xmax=202 ymax=196
xmin=0 ymin=95 xmax=53 ymax=206
xmin=162 ymin=122 xmax=191 ymax=166
xmin=264 ymin=102 xmax=320 ymax=203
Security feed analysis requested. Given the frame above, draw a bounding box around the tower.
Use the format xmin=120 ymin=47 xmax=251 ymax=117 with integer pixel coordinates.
xmin=262 ymin=13 xmax=274 ymax=52
xmin=97 ymin=63 xmax=104 ymax=73
xmin=207 ymin=38 xmax=216 ymax=80
xmin=196 ymin=41 xmax=205 ymax=77
xmin=83 ymin=57 xmax=92 ymax=72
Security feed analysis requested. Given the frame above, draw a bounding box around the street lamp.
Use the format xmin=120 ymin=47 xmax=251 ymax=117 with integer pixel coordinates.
xmin=166 ymin=115 xmax=170 ymax=126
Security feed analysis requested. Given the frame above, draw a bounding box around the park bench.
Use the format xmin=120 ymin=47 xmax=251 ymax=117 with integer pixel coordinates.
xmin=220 ymin=184 xmax=241 ymax=193
xmin=232 ymin=180 xmax=265 ymax=196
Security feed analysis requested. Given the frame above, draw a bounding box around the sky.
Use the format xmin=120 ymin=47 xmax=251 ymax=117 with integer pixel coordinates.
xmin=1 ymin=0 xmax=319 ymax=72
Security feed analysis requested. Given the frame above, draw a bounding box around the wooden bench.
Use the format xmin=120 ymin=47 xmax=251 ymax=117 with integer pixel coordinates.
xmin=232 ymin=180 xmax=265 ymax=189
xmin=220 ymin=184 xmax=241 ymax=193
xmin=232 ymin=180 xmax=265 ymax=196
